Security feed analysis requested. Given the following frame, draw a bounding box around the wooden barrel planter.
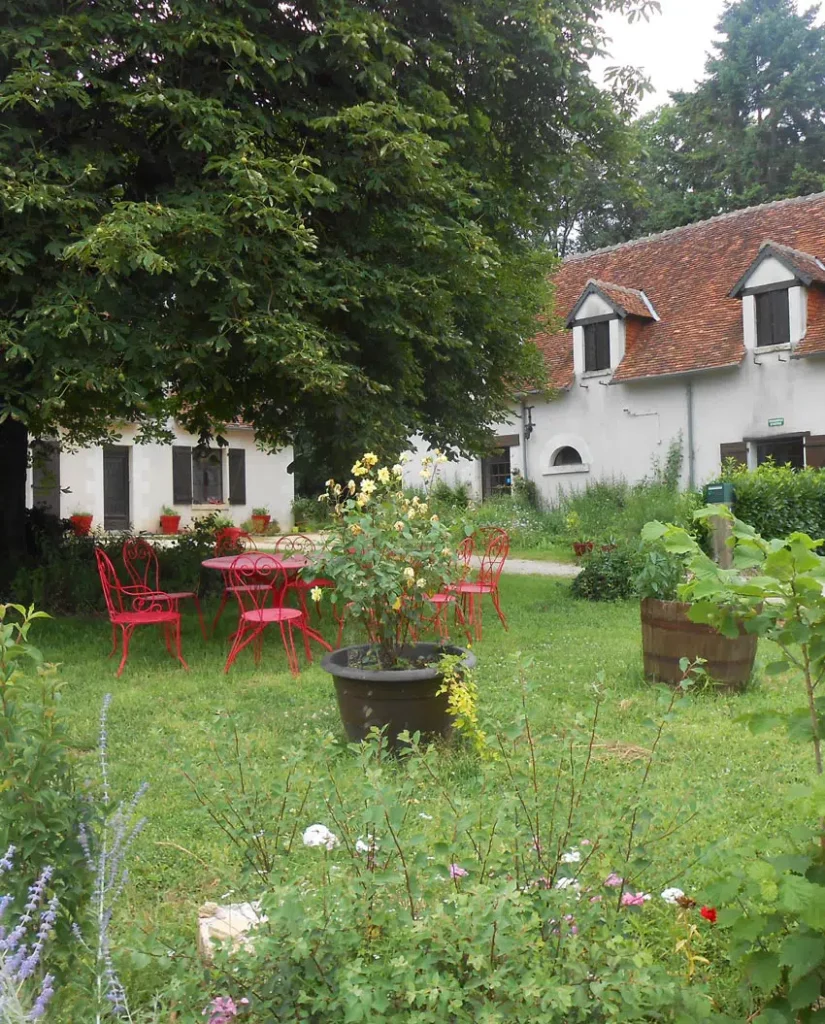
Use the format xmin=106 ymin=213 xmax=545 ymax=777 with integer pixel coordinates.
xmin=640 ymin=597 xmax=756 ymax=690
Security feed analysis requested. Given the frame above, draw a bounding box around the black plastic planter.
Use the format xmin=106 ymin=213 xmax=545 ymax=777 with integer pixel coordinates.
xmin=320 ymin=643 xmax=476 ymax=747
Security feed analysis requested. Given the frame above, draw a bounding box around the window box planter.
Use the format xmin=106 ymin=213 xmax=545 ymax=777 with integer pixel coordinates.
xmin=159 ymin=514 xmax=181 ymax=535
xmin=251 ymin=513 xmax=271 ymax=533
xmin=640 ymin=597 xmax=756 ymax=690
xmin=70 ymin=514 xmax=93 ymax=537
xmin=321 ymin=643 xmax=476 ymax=748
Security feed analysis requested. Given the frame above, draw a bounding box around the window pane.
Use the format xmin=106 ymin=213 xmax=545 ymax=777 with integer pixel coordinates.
xmin=755 ymin=436 xmax=804 ymax=469
xmin=755 ymin=289 xmax=790 ymax=347
xmin=553 ymin=446 xmax=583 ymax=466
xmin=192 ymin=450 xmax=223 ymax=503
xmin=584 ymin=321 xmax=611 ymax=371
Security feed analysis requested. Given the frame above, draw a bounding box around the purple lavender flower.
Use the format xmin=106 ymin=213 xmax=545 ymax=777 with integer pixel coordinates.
xmin=0 ymin=846 xmax=15 ymax=875
xmin=29 ymin=972 xmax=55 ymax=1019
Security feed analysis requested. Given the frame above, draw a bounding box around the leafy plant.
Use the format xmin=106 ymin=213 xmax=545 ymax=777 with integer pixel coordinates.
xmin=571 ymin=548 xmax=642 ymax=601
xmin=314 ymin=452 xmax=462 ymax=669
xmin=718 ymin=460 xmax=825 ymax=540
xmin=647 ymin=507 xmax=825 ymax=1020
xmin=160 ymin=505 xmax=177 ymax=517
xmin=634 ymin=546 xmax=686 ymax=602
xmin=291 ymin=496 xmax=330 ymax=530
xmin=0 ymin=604 xmax=89 ymax=937
xmin=251 ymin=507 xmax=269 ymax=516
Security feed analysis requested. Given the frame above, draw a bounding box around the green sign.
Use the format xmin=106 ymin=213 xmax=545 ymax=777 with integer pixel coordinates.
xmin=768 ymin=418 xmax=785 ymax=428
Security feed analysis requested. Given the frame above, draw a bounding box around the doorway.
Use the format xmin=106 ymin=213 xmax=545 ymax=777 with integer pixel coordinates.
xmin=481 ymin=447 xmax=512 ymax=499
xmin=103 ymin=446 xmax=130 ymax=530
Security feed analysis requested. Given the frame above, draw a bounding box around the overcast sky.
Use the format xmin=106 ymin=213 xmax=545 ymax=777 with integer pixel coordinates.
xmin=593 ymin=0 xmax=824 ymax=113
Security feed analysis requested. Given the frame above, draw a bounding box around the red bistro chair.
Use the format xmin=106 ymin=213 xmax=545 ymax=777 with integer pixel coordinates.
xmin=211 ymin=531 xmax=261 ymax=636
xmin=224 ymin=555 xmax=331 ymax=676
xmin=122 ymin=538 xmax=207 ymax=641
xmin=426 ymin=536 xmax=475 ymax=643
xmin=456 ymin=529 xmax=510 ymax=640
xmin=95 ymin=548 xmax=189 ymax=678
xmin=275 ymin=534 xmax=334 ymax=618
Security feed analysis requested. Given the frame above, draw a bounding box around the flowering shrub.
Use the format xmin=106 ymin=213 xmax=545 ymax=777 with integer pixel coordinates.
xmin=177 ymin=672 xmax=720 ymax=1022
xmin=315 ymin=452 xmax=463 ymax=667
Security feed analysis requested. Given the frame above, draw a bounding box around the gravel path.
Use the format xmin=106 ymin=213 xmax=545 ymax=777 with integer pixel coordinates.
xmin=471 ymin=556 xmax=580 ymax=578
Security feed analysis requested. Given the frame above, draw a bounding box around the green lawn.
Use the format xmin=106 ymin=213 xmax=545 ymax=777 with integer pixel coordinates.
xmin=37 ymin=575 xmax=813 ymax=1015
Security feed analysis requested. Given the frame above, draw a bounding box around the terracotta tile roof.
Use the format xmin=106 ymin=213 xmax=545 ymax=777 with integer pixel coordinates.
xmin=537 ymin=191 xmax=825 ymax=385
xmin=589 ymin=280 xmax=657 ymax=320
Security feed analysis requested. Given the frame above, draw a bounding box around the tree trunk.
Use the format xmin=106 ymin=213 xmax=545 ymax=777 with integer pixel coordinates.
xmin=0 ymin=416 xmax=28 ymax=587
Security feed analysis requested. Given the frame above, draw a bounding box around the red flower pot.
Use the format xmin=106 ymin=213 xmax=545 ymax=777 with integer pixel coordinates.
xmin=70 ymin=514 xmax=93 ymax=537
xmin=573 ymin=541 xmax=594 ymax=558
xmin=216 ymin=526 xmax=244 ymax=547
xmin=159 ymin=514 xmax=181 ymax=535
xmin=251 ymin=514 xmax=271 ymax=534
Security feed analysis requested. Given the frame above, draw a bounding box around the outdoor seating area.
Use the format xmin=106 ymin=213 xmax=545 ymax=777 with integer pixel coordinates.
xmin=92 ymin=528 xmax=511 ymax=677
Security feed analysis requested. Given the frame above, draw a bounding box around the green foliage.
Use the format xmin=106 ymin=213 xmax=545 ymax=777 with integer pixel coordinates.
xmin=648 ymin=508 xmax=825 ymax=1017
xmin=571 ymin=548 xmax=642 ymax=602
xmin=430 ymin=479 xmax=472 ymax=513
xmin=291 ymin=495 xmax=331 ymax=530
xmin=512 ymin=473 xmax=542 ymax=511
xmin=579 ymin=0 xmax=825 ymax=247
xmin=719 ymin=460 xmax=825 ymax=541
xmin=634 ymin=546 xmax=686 ymax=602
xmin=179 ymin=675 xmax=714 ymax=1023
xmin=0 ymin=604 xmax=89 ymax=939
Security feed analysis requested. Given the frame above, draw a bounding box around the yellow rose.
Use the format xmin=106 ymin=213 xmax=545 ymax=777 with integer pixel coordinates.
xmin=356 ymin=493 xmax=369 ymax=508
xmin=394 ymin=521 xmax=405 ymax=532
xmin=350 ymin=523 xmax=363 ymax=536
xmin=348 ymin=479 xmax=357 ymax=494
xmin=363 ymin=452 xmax=379 ymax=467
xmin=310 ymin=586 xmax=324 ymax=603
xmin=430 ymin=514 xmax=439 ymax=523
xmin=437 ymin=454 xmax=448 ymax=464
xmin=377 ymin=467 xmax=391 ymax=484
xmin=360 ymin=479 xmax=376 ymax=496
xmin=415 ymin=577 xmax=426 ymax=589
xmin=403 ymin=567 xmax=415 ymax=579
xmin=392 ymin=597 xmax=402 ymax=611
xmin=407 ymin=507 xmax=416 ymax=520
xmin=419 ymin=468 xmax=430 ymax=479
xmin=325 ymin=478 xmax=335 ymax=488
xmin=352 ymin=461 xmax=367 ymax=477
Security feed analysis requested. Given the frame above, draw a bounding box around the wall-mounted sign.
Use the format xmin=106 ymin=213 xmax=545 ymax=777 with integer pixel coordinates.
xmin=768 ymin=418 xmax=785 ymax=428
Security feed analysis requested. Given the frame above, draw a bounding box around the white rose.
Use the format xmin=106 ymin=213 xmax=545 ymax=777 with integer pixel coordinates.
xmin=302 ymin=824 xmax=339 ymax=851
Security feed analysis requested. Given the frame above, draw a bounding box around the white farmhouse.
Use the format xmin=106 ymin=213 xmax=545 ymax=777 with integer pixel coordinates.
xmin=405 ymin=192 xmax=825 ymax=501
xmin=28 ymin=422 xmax=294 ymax=534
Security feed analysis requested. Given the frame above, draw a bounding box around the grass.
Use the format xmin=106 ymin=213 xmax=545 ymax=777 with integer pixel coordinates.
xmin=35 ymin=575 xmax=815 ymax=1015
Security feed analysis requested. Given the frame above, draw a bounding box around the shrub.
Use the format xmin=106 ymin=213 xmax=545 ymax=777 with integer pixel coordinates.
xmin=571 ymin=548 xmax=642 ymax=601
xmin=634 ymin=547 xmax=685 ymax=602
xmin=291 ymin=495 xmax=330 ymax=529
xmin=719 ymin=459 xmax=825 ymax=540
xmin=430 ymin=478 xmax=472 ymax=512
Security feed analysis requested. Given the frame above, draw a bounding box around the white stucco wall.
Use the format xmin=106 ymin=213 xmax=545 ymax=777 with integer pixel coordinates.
xmin=28 ymin=423 xmax=294 ymax=533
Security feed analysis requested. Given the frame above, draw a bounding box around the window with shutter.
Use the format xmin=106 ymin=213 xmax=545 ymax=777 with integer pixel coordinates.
xmin=583 ymin=321 xmax=611 ymax=372
xmin=192 ymin=449 xmax=223 ymax=503
xmin=755 ymin=289 xmax=791 ymax=347
xmin=172 ymin=446 xmax=193 ymax=504
xmin=755 ymin=436 xmax=804 ymax=469
xmin=228 ymin=449 xmax=246 ymax=505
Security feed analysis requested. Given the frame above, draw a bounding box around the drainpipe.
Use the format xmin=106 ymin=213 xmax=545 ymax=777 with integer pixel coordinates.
xmin=521 ymin=400 xmax=530 ymax=482
xmin=686 ymin=379 xmax=696 ymax=490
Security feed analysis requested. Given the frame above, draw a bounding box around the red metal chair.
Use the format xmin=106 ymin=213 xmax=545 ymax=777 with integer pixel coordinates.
xmin=224 ymin=555 xmax=331 ymax=675
xmin=122 ymin=538 xmax=207 ymax=641
xmin=275 ymin=534 xmax=334 ymax=619
xmin=456 ymin=529 xmax=510 ymax=640
xmin=211 ymin=531 xmax=261 ymax=635
xmin=426 ymin=536 xmax=475 ymax=643
xmin=95 ymin=548 xmax=189 ymax=678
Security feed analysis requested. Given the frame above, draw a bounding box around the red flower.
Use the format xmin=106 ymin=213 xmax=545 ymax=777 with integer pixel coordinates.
xmin=700 ymin=906 xmax=717 ymax=924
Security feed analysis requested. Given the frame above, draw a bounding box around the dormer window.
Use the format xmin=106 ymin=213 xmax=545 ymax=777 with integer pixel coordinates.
xmin=755 ymin=288 xmax=790 ymax=348
xmin=584 ymin=321 xmax=611 ymax=371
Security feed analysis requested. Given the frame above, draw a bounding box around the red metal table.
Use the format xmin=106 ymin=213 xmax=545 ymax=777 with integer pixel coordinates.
xmin=201 ymin=554 xmax=311 ymax=573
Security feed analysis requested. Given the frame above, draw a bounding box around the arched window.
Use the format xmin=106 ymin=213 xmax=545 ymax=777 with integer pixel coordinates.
xmin=553 ymin=446 xmax=583 ymax=467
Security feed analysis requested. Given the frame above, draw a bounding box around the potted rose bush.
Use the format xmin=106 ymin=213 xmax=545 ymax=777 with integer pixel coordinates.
xmin=314 ymin=452 xmax=475 ymax=746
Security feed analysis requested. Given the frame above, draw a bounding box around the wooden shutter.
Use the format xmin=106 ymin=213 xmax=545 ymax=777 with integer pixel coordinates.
xmin=720 ymin=442 xmax=748 ymax=470
xmin=172 ymin=446 xmax=192 ymax=504
xmin=806 ymin=435 xmax=825 ymax=469
xmin=756 ymin=289 xmax=790 ymax=347
xmin=228 ymin=449 xmax=246 ymax=505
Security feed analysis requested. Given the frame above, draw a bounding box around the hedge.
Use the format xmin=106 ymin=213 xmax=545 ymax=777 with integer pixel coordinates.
xmin=719 ymin=461 xmax=825 ymax=541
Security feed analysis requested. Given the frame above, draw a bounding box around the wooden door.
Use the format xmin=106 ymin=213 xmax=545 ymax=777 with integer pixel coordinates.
xmin=103 ymin=446 xmax=130 ymax=530
xmin=481 ymin=447 xmax=512 ymax=499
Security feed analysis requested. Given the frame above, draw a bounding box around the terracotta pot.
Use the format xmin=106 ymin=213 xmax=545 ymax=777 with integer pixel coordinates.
xmin=321 ymin=643 xmax=476 ymax=748
xmin=573 ymin=541 xmax=594 ymax=558
xmin=159 ymin=514 xmax=181 ymax=535
xmin=640 ymin=597 xmax=757 ymax=691
xmin=216 ymin=526 xmax=243 ymax=546
xmin=70 ymin=514 xmax=93 ymax=537
xmin=251 ymin=514 xmax=271 ymax=534
xmin=601 ymin=543 xmax=617 ymax=553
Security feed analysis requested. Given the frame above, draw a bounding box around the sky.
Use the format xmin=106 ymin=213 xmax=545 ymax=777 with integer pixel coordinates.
xmin=593 ymin=0 xmax=823 ymax=113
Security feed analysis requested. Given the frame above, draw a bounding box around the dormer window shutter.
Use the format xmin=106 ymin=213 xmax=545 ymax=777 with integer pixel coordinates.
xmin=806 ymin=436 xmax=825 ymax=469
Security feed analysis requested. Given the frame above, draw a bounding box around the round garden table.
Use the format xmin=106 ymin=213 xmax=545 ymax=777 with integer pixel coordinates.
xmin=201 ymin=553 xmax=311 ymax=573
